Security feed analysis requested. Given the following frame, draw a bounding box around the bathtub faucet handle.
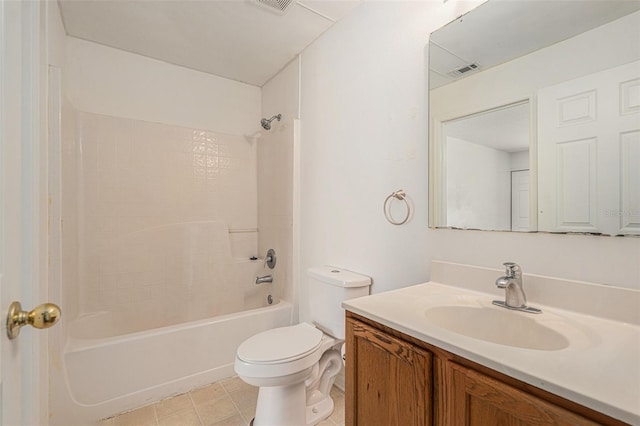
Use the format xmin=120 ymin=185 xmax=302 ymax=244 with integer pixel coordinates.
xmin=264 ymin=248 xmax=276 ymax=269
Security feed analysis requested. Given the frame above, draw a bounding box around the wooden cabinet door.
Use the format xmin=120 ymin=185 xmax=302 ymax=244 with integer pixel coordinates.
xmin=448 ymin=363 xmax=599 ymax=426
xmin=345 ymin=318 xmax=432 ymax=426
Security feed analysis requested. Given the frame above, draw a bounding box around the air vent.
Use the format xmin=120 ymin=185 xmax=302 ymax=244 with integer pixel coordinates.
xmin=255 ymin=0 xmax=295 ymax=15
xmin=447 ymin=63 xmax=480 ymax=78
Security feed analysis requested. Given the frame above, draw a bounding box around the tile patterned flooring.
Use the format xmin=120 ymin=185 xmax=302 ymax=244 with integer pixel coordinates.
xmin=99 ymin=377 xmax=345 ymax=426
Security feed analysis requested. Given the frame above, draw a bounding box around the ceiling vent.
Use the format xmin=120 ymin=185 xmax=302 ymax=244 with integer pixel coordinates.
xmin=447 ymin=63 xmax=480 ymax=78
xmin=254 ymin=0 xmax=295 ymax=15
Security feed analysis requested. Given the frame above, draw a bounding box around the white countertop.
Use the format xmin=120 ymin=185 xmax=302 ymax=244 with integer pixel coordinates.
xmin=343 ymin=281 xmax=640 ymax=424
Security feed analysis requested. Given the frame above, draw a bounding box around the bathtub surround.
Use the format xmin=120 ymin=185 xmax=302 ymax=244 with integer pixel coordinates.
xmin=49 ymin=102 xmax=284 ymax=424
xmin=46 ymin=8 xmax=297 ymax=424
xmin=76 ymin=111 xmax=259 ymax=328
xmin=76 ymin=111 xmax=257 ymax=231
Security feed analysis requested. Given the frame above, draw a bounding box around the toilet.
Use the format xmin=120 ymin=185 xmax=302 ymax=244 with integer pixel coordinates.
xmin=234 ymin=266 xmax=371 ymax=426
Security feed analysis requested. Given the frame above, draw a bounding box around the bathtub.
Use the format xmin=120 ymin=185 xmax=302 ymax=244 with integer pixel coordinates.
xmin=51 ymin=300 xmax=292 ymax=425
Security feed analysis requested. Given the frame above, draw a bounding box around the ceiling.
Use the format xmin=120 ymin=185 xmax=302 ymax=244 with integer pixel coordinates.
xmin=429 ymin=1 xmax=640 ymax=89
xmin=58 ymin=0 xmax=361 ymax=87
xmin=445 ymin=102 xmax=529 ymax=152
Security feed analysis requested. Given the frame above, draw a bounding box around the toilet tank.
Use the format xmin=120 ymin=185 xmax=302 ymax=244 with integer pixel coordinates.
xmin=308 ymin=266 xmax=371 ymax=339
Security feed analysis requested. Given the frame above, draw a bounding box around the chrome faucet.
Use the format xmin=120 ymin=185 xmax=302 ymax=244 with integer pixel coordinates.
xmin=255 ymin=275 xmax=273 ymax=285
xmin=493 ymin=262 xmax=541 ymax=313
xmin=495 ymin=262 xmax=526 ymax=307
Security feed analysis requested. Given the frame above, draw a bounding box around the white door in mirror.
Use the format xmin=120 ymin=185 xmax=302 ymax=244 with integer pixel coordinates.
xmin=538 ymin=60 xmax=640 ymax=235
xmin=511 ymin=170 xmax=530 ymax=232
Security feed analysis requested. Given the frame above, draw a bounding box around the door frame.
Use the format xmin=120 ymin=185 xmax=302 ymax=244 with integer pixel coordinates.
xmin=510 ymin=169 xmax=531 ymax=232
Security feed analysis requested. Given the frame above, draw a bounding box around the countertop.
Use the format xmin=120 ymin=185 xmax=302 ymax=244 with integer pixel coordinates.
xmin=343 ymin=281 xmax=640 ymax=424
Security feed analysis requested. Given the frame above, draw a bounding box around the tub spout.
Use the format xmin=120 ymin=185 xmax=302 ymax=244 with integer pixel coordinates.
xmin=255 ymin=275 xmax=273 ymax=284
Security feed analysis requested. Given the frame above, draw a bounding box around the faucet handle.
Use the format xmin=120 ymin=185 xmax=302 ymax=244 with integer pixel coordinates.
xmin=503 ymin=262 xmax=521 ymax=277
xmin=264 ymin=248 xmax=276 ymax=269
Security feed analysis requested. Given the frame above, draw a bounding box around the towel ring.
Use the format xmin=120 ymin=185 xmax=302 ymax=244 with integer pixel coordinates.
xmin=384 ymin=189 xmax=411 ymax=225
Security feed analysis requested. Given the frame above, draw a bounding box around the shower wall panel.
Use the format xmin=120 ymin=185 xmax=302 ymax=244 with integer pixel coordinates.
xmin=76 ymin=111 xmax=258 ymax=325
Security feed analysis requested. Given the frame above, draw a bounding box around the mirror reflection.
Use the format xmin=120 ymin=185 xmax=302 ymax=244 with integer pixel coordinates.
xmin=443 ymin=101 xmax=530 ymax=231
xmin=428 ymin=1 xmax=640 ymax=236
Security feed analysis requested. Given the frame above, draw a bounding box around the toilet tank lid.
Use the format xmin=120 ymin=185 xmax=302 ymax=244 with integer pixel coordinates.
xmin=307 ymin=266 xmax=371 ymax=288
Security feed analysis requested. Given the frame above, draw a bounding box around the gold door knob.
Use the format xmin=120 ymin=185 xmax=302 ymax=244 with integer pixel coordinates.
xmin=6 ymin=301 xmax=61 ymax=340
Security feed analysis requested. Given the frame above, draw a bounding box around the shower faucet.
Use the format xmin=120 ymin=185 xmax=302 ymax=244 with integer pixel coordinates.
xmin=264 ymin=248 xmax=276 ymax=269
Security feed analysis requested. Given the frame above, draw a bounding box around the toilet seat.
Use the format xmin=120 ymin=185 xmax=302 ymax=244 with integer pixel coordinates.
xmin=237 ymin=323 xmax=323 ymax=365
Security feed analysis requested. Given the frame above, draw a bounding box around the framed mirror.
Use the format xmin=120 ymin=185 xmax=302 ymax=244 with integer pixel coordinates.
xmin=428 ymin=1 xmax=640 ymax=236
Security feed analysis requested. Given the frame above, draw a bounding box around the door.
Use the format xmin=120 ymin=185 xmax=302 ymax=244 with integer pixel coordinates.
xmin=1 ymin=1 xmax=44 ymax=424
xmin=538 ymin=60 xmax=640 ymax=235
xmin=511 ymin=170 xmax=530 ymax=232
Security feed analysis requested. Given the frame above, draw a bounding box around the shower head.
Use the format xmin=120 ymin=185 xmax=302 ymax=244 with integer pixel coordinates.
xmin=261 ymin=114 xmax=282 ymax=130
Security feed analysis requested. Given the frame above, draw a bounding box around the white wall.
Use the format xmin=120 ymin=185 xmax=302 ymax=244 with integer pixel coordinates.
xmin=446 ymin=137 xmax=510 ymax=230
xmin=296 ymin=0 xmax=639 ymax=325
xmin=298 ymin=1 xmax=484 ymax=321
xmin=64 ymin=37 xmax=261 ymax=135
xmin=510 ymin=150 xmax=529 ymax=171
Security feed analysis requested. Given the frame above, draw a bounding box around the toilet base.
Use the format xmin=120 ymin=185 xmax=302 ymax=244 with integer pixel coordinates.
xmin=306 ymin=395 xmax=334 ymax=426
xmin=250 ymin=349 xmax=343 ymax=426
xmin=254 ymin=382 xmax=307 ymax=426
xmin=253 ymin=384 xmax=335 ymax=426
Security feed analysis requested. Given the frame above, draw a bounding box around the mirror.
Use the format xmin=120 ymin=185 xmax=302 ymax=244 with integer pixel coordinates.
xmin=428 ymin=1 xmax=640 ymax=236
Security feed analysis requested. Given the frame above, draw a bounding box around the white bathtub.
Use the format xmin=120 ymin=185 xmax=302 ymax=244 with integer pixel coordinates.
xmin=51 ymin=301 xmax=292 ymax=425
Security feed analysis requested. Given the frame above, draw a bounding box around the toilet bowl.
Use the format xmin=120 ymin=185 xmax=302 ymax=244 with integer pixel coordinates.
xmin=235 ymin=323 xmax=342 ymax=425
xmin=234 ymin=266 xmax=371 ymax=426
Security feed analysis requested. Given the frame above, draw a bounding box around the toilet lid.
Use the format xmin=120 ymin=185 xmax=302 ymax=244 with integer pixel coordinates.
xmin=237 ymin=323 xmax=323 ymax=364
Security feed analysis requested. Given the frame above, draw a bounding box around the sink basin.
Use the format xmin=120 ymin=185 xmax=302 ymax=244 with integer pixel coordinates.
xmin=425 ymin=305 xmax=570 ymax=351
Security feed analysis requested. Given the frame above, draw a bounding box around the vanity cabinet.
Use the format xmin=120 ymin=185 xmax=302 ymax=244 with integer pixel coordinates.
xmin=345 ymin=316 xmax=432 ymax=425
xmin=345 ymin=312 xmax=627 ymax=426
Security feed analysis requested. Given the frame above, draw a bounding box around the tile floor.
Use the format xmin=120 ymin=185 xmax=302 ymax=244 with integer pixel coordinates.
xmin=99 ymin=377 xmax=345 ymax=426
